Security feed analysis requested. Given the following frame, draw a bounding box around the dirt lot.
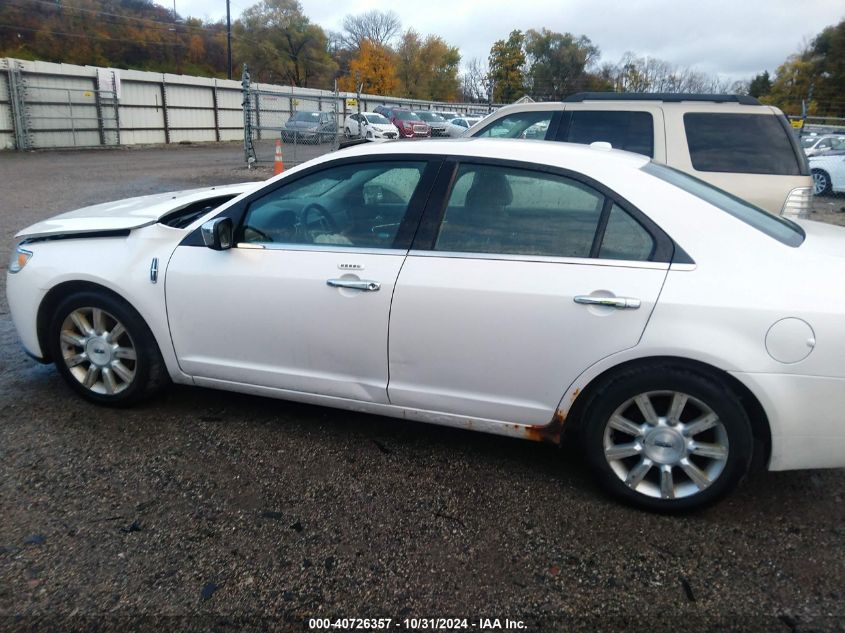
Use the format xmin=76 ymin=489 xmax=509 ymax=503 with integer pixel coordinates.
xmin=0 ymin=144 xmax=843 ymax=632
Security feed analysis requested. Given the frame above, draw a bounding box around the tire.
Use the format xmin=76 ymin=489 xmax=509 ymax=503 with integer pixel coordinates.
xmin=812 ymin=169 xmax=832 ymax=196
xmin=580 ymin=364 xmax=753 ymax=512
xmin=366 ymin=131 xmax=373 ymax=139
xmin=47 ymin=290 xmax=168 ymax=406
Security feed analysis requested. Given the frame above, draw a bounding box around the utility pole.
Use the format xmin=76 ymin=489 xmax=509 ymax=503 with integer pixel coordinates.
xmin=226 ymin=0 xmax=233 ymax=80
xmin=172 ymin=0 xmax=180 ymax=74
xmin=356 ymin=72 xmax=362 ymax=139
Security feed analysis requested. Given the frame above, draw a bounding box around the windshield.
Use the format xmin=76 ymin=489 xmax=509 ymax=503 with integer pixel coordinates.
xmin=292 ymin=111 xmax=320 ymax=122
xmin=415 ymin=112 xmax=445 ymax=122
xmin=800 ymin=137 xmax=818 ymax=148
xmin=395 ymin=111 xmax=421 ymax=121
xmin=365 ymin=114 xmax=391 ymax=124
xmin=642 ymin=162 xmax=805 ymax=247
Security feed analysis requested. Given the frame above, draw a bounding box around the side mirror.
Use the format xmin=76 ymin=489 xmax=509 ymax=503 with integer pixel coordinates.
xmin=201 ymin=217 xmax=233 ymax=251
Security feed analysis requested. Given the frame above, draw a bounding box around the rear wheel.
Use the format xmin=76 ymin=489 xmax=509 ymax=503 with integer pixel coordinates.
xmin=581 ymin=365 xmax=753 ymax=511
xmin=812 ymin=169 xmax=832 ymax=196
xmin=48 ymin=291 xmax=168 ymax=406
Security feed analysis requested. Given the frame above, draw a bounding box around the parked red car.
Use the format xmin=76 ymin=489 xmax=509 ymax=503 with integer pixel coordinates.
xmin=390 ymin=109 xmax=431 ymax=138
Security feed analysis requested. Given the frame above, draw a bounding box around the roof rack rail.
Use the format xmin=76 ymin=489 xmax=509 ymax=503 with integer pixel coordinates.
xmin=563 ymin=92 xmax=762 ymax=106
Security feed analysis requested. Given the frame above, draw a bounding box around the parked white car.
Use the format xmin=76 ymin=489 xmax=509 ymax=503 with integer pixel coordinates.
xmin=434 ymin=111 xmax=459 ymax=122
xmin=801 ymin=134 xmax=845 ymax=157
xmin=7 ymin=139 xmax=845 ymax=511
xmin=444 ymin=117 xmax=481 ymax=137
xmin=344 ymin=112 xmax=399 ymax=140
xmin=809 ymin=152 xmax=845 ymax=195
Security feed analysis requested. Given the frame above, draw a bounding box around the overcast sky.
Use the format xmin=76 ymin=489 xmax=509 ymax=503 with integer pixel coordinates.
xmin=169 ymin=0 xmax=843 ymax=80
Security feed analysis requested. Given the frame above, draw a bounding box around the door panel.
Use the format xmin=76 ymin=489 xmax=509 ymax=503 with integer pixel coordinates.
xmin=166 ymin=246 xmax=404 ymax=402
xmin=388 ymin=255 xmax=668 ymax=424
xmin=165 ymin=158 xmax=437 ymax=404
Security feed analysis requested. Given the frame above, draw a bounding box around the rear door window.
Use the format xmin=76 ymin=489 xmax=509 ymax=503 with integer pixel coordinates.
xmin=555 ymin=110 xmax=655 ymax=157
xmin=434 ymin=163 xmax=604 ymax=258
xmin=683 ymin=113 xmax=803 ymax=175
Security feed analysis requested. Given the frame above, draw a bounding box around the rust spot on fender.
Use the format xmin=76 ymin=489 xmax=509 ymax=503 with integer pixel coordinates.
xmin=571 ymin=388 xmax=581 ymax=402
xmin=523 ymin=410 xmax=566 ymax=445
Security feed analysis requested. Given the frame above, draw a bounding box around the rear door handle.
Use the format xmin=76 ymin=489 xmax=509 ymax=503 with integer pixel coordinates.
xmin=574 ymin=295 xmax=641 ymax=309
xmin=327 ymin=279 xmax=381 ymax=292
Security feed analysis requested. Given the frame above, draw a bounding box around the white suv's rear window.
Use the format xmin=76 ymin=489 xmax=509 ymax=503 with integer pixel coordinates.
xmin=684 ymin=113 xmax=803 ymax=175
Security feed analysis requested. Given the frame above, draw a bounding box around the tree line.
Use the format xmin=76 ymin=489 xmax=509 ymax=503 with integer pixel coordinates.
xmin=0 ymin=0 xmax=841 ymax=116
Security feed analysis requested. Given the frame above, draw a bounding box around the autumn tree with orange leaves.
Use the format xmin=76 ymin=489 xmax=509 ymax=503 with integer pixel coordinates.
xmin=338 ymin=40 xmax=398 ymax=96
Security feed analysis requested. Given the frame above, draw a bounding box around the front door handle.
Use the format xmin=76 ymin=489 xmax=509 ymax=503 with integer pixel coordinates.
xmin=574 ymin=295 xmax=641 ymax=309
xmin=327 ymin=278 xmax=381 ymax=292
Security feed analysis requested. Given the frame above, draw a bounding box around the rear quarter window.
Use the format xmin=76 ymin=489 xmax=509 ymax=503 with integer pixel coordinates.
xmin=556 ymin=110 xmax=655 ymax=157
xmin=684 ymin=113 xmax=804 ymax=175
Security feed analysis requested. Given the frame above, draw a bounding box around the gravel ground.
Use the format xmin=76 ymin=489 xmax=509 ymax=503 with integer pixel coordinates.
xmin=0 ymin=144 xmax=843 ymax=632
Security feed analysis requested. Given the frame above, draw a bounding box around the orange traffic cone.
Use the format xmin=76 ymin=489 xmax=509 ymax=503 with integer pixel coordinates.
xmin=273 ymin=139 xmax=285 ymax=175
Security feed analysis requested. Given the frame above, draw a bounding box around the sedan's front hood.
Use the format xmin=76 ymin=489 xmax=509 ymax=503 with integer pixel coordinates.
xmin=15 ymin=183 xmax=258 ymax=239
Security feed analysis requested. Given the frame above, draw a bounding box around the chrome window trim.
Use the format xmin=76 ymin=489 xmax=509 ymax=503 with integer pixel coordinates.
xmin=408 ymin=249 xmax=671 ymax=270
xmin=236 ymin=242 xmax=407 ymax=256
xmin=669 ymin=262 xmax=697 ymax=272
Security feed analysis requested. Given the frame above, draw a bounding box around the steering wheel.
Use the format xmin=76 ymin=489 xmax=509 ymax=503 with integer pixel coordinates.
xmin=243 ymin=225 xmax=273 ymax=243
xmin=300 ymin=202 xmax=339 ymax=235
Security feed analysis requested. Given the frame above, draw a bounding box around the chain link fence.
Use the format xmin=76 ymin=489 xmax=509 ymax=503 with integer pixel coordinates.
xmin=242 ymin=70 xmax=341 ymax=168
xmin=1 ymin=57 xmax=499 ymax=157
xmin=241 ymin=66 xmax=499 ymax=168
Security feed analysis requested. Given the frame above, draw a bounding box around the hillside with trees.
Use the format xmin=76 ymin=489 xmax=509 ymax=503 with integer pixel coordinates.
xmin=0 ymin=0 xmax=841 ymax=114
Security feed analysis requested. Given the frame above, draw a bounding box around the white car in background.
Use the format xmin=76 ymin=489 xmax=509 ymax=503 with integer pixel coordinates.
xmin=809 ymin=151 xmax=845 ymax=195
xmin=444 ymin=117 xmax=481 ymax=137
xmin=7 ymin=139 xmax=845 ymax=512
xmin=434 ymin=111 xmax=460 ymax=122
xmin=344 ymin=112 xmax=399 ymax=140
xmin=801 ymin=134 xmax=845 ymax=157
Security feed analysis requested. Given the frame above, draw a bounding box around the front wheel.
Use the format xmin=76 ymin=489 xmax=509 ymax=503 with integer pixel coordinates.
xmin=812 ymin=169 xmax=832 ymax=196
xmin=47 ymin=290 xmax=168 ymax=406
xmin=581 ymin=365 xmax=753 ymax=511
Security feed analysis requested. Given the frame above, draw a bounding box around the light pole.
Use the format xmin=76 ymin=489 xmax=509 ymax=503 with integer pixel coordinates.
xmin=226 ymin=0 xmax=233 ymax=80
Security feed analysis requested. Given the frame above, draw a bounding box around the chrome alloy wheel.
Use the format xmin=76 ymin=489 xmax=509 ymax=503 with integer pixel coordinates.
xmin=59 ymin=307 xmax=138 ymax=395
xmin=812 ymin=170 xmax=829 ymax=195
xmin=603 ymin=391 xmax=729 ymax=500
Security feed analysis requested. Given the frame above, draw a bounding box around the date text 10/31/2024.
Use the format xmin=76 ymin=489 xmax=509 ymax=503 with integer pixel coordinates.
xmin=308 ymin=618 xmax=527 ymax=630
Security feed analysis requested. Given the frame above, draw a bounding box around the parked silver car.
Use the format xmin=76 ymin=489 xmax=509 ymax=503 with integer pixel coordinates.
xmin=444 ymin=117 xmax=481 ymax=137
xmin=282 ymin=111 xmax=337 ymax=144
xmin=414 ymin=111 xmax=449 ymax=137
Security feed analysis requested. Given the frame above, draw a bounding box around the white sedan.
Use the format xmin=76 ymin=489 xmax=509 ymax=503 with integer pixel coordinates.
xmin=801 ymin=134 xmax=845 ymax=157
xmin=7 ymin=139 xmax=845 ymax=511
xmin=344 ymin=112 xmax=399 ymax=140
xmin=444 ymin=117 xmax=481 ymax=137
xmin=809 ymin=151 xmax=845 ymax=195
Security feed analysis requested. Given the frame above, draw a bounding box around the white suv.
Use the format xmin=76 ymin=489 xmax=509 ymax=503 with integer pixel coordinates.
xmin=467 ymin=93 xmax=812 ymax=217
